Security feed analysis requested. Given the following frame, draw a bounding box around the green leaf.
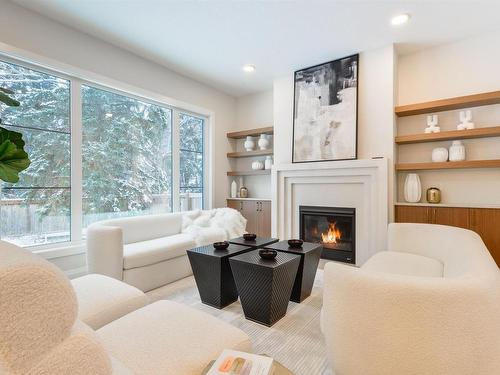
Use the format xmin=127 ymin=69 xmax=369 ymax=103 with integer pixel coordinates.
xmin=0 ymin=87 xmax=15 ymax=95
xmin=0 ymin=91 xmax=20 ymax=107
xmin=0 ymin=129 xmax=31 ymax=183
xmin=0 ymin=127 xmax=25 ymax=149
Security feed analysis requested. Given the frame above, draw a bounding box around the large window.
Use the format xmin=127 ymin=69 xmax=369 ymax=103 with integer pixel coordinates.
xmin=82 ymin=85 xmax=172 ymax=227
xmin=0 ymin=61 xmax=71 ymax=246
xmin=0 ymin=57 xmax=208 ymax=248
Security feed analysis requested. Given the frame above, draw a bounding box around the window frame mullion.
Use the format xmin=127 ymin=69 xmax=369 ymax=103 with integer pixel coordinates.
xmin=172 ymin=109 xmax=181 ymax=212
xmin=70 ymin=79 xmax=83 ymax=242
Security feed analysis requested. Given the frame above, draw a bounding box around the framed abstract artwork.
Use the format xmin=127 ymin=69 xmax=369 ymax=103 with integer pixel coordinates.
xmin=292 ymin=54 xmax=359 ymax=163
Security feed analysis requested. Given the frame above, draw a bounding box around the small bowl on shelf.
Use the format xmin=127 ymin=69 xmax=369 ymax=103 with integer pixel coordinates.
xmin=288 ymin=239 xmax=304 ymax=248
xmin=213 ymin=241 xmax=229 ymax=250
xmin=259 ymin=249 xmax=277 ymax=260
xmin=243 ymin=233 xmax=257 ymax=241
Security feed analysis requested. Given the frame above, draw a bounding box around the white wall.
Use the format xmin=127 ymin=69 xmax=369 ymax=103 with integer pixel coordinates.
xmin=273 ymin=45 xmax=397 ymax=218
xmin=0 ymin=0 xmax=235 ymax=211
xmin=397 ymin=32 xmax=500 ymax=206
xmin=235 ymin=90 xmax=274 ymax=130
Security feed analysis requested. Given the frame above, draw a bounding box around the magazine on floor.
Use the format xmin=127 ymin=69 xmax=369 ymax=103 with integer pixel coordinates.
xmin=207 ymin=350 xmax=274 ymax=375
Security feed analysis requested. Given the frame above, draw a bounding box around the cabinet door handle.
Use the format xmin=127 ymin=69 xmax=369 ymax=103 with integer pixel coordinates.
xmin=240 ymin=202 xmax=243 ymax=211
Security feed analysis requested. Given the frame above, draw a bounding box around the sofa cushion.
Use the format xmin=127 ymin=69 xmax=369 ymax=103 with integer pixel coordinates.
xmin=97 ymin=300 xmax=251 ymax=375
xmin=362 ymin=251 xmax=444 ymax=278
xmin=98 ymin=213 xmax=183 ymax=244
xmin=123 ymin=234 xmax=196 ymax=270
xmin=71 ymin=274 xmax=148 ymax=329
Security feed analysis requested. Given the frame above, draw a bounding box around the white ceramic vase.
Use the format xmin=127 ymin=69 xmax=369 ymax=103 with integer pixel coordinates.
xmin=230 ymin=180 xmax=237 ymax=198
xmin=258 ymin=134 xmax=270 ymax=150
xmin=244 ymin=136 xmax=255 ymax=151
xmin=431 ymin=147 xmax=448 ymax=162
xmin=404 ymin=173 xmax=421 ymax=203
xmin=251 ymin=160 xmax=264 ymax=170
xmin=264 ymin=155 xmax=273 ymax=170
xmin=449 ymin=140 xmax=466 ymax=161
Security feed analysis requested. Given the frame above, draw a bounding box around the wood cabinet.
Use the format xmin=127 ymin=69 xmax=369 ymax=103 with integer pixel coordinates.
xmin=395 ymin=205 xmax=500 ymax=266
xmin=227 ymin=199 xmax=271 ymax=237
xmin=470 ymin=208 xmax=500 ymax=267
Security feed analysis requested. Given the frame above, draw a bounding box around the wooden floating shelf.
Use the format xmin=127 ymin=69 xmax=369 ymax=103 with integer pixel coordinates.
xmin=396 ymin=159 xmax=500 ymax=171
xmin=227 ymin=126 xmax=273 ymax=139
xmin=395 ymin=126 xmax=500 ymax=144
xmin=395 ymin=90 xmax=500 ymax=117
xmin=227 ymin=149 xmax=273 ymax=158
xmin=227 ymin=170 xmax=271 ymax=176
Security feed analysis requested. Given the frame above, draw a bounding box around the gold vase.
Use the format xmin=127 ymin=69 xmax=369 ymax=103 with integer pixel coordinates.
xmin=239 ymin=185 xmax=248 ymax=198
xmin=426 ymin=187 xmax=441 ymax=204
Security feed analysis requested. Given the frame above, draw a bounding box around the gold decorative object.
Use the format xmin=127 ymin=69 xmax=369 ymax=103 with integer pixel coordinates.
xmin=426 ymin=187 xmax=441 ymax=204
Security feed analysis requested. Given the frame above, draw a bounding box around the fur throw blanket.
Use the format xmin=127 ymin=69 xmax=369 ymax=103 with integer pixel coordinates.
xmin=181 ymin=208 xmax=247 ymax=246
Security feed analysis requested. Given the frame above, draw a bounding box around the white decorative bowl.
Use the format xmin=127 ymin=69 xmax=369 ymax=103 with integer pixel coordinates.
xmin=432 ymin=147 xmax=448 ymax=163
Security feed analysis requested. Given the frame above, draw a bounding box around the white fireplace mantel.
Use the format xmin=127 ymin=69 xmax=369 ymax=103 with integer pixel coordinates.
xmin=271 ymin=158 xmax=389 ymax=266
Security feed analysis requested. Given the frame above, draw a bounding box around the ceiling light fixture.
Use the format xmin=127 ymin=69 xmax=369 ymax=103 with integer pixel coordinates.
xmin=242 ymin=64 xmax=256 ymax=73
xmin=391 ymin=13 xmax=410 ymax=26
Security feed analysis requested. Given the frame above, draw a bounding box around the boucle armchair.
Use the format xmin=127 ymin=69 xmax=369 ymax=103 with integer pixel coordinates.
xmin=322 ymin=223 xmax=500 ymax=375
xmin=0 ymin=240 xmax=251 ymax=374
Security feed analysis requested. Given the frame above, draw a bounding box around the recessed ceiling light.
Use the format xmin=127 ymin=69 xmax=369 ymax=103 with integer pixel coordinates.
xmin=391 ymin=13 xmax=410 ymax=26
xmin=105 ymin=113 xmax=113 ymax=118
xmin=242 ymin=64 xmax=256 ymax=73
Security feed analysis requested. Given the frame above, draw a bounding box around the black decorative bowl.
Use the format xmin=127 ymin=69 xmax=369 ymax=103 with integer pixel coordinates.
xmin=243 ymin=233 xmax=257 ymax=241
xmin=259 ymin=249 xmax=277 ymax=260
xmin=288 ymin=239 xmax=304 ymax=248
xmin=213 ymin=241 xmax=229 ymax=250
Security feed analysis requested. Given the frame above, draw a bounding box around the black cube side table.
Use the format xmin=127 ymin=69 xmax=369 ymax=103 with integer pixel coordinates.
xmin=228 ymin=236 xmax=279 ymax=249
xmin=187 ymin=244 xmax=253 ymax=309
xmin=264 ymin=241 xmax=322 ymax=303
xmin=229 ymin=250 xmax=300 ymax=326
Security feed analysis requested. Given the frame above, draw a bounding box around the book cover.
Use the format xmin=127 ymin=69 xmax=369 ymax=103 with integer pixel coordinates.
xmin=207 ymin=350 xmax=274 ymax=375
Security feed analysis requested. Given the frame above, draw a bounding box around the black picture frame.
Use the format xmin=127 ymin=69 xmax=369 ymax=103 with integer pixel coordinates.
xmin=292 ymin=54 xmax=359 ymax=163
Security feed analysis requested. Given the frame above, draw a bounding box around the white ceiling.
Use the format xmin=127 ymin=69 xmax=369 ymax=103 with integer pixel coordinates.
xmin=12 ymin=0 xmax=500 ymax=97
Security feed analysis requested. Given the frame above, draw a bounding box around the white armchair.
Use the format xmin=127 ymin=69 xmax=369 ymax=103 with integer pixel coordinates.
xmin=0 ymin=240 xmax=251 ymax=374
xmin=322 ymin=223 xmax=500 ymax=375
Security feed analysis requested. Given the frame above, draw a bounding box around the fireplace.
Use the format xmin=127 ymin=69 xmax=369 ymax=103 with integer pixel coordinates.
xmin=299 ymin=206 xmax=355 ymax=264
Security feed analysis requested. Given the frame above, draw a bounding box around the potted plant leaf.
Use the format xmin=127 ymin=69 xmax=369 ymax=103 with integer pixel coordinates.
xmin=0 ymin=87 xmax=30 ymax=183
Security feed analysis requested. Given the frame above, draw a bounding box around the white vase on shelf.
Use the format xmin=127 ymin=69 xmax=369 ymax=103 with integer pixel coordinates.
xmin=251 ymin=160 xmax=264 ymax=170
xmin=244 ymin=136 xmax=255 ymax=151
xmin=449 ymin=140 xmax=466 ymax=161
xmin=431 ymin=147 xmax=448 ymax=162
xmin=258 ymin=134 xmax=270 ymax=150
xmin=404 ymin=173 xmax=421 ymax=203
xmin=264 ymin=155 xmax=273 ymax=170
xmin=230 ymin=180 xmax=237 ymax=198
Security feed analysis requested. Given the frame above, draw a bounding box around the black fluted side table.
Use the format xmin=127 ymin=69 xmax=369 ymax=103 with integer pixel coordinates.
xmin=228 ymin=236 xmax=279 ymax=248
xmin=229 ymin=249 xmax=300 ymax=326
xmin=187 ymin=243 xmax=253 ymax=309
xmin=264 ymin=241 xmax=322 ymax=303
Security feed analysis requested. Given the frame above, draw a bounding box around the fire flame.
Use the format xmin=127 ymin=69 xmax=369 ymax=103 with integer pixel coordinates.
xmin=321 ymin=222 xmax=341 ymax=244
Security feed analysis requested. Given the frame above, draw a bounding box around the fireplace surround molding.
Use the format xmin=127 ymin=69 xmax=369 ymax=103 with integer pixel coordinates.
xmin=271 ymin=158 xmax=389 ymax=266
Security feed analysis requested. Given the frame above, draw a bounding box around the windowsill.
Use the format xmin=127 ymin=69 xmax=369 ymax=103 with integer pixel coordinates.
xmin=32 ymin=241 xmax=86 ymax=260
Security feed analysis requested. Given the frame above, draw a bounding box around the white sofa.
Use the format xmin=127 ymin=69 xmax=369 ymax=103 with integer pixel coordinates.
xmin=0 ymin=240 xmax=251 ymax=374
xmin=87 ymin=208 xmax=246 ymax=291
xmin=322 ymin=223 xmax=500 ymax=375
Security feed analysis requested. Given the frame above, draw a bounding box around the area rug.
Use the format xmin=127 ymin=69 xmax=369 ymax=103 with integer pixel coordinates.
xmin=147 ymin=269 xmax=332 ymax=375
